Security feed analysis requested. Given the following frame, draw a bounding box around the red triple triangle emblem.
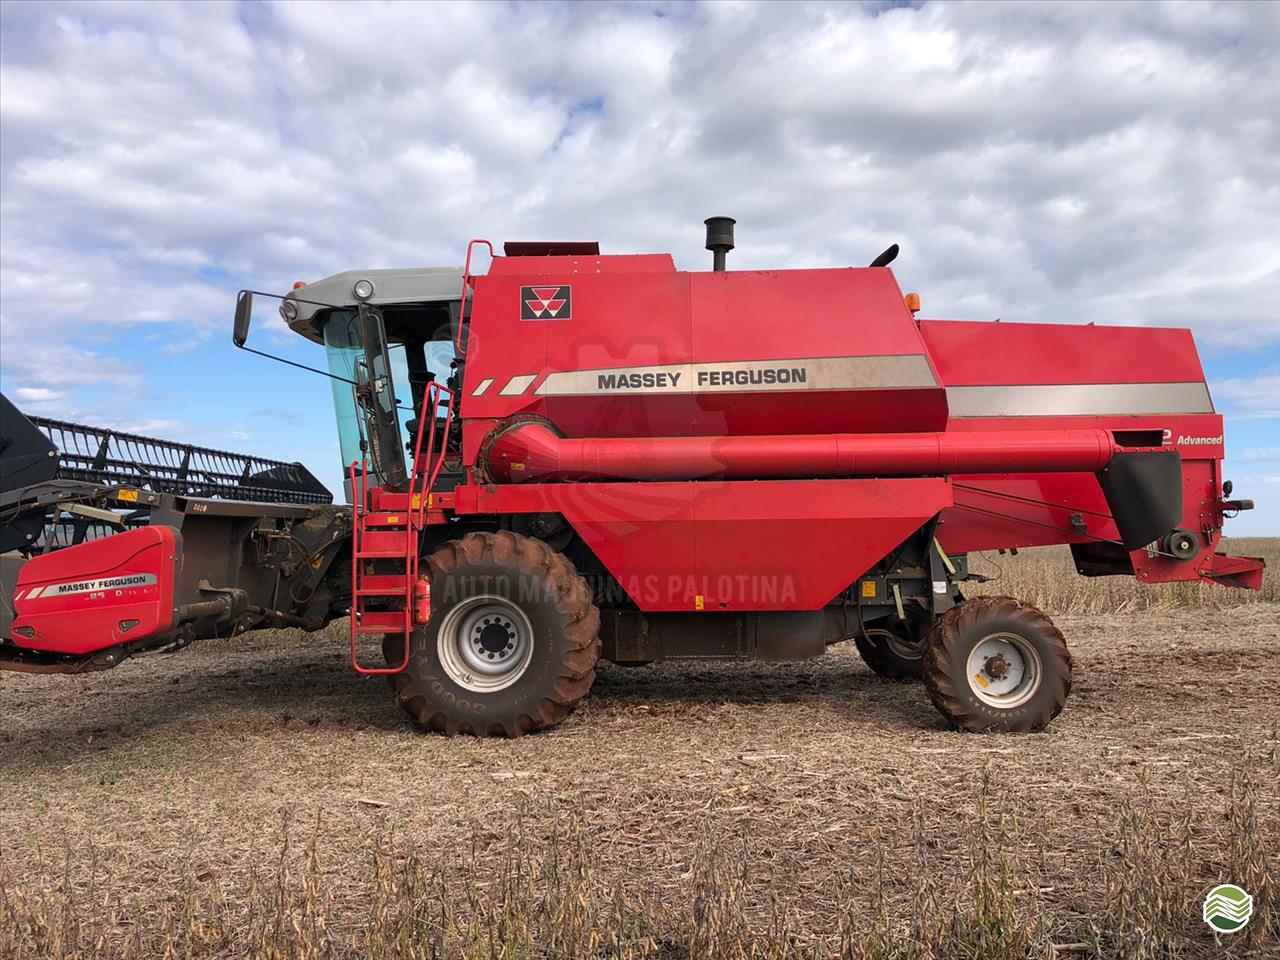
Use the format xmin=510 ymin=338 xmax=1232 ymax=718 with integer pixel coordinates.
xmin=525 ymin=286 xmax=567 ymax=318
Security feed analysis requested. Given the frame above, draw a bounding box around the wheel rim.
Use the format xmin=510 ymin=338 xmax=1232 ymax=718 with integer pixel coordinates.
xmin=437 ymin=595 xmax=534 ymax=693
xmin=965 ymin=632 xmax=1042 ymax=708
xmin=866 ymin=626 xmax=926 ymax=661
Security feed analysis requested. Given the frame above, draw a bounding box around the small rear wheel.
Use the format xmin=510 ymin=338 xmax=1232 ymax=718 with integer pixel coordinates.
xmin=385 ymin=531 xmax=600 ymax=737
xmin=922 ymin=596 xmax=1071 ymax=732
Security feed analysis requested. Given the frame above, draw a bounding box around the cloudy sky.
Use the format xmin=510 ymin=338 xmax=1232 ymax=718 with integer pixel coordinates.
xmin=1 ymin=0 xmax=1277 ymax=532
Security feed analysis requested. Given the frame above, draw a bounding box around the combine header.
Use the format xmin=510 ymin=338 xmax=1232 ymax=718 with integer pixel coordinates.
xmin=0 ymin=397 xmax=346 ymax=673
xmin=1 ymin=218 xmax=1264 ymax=733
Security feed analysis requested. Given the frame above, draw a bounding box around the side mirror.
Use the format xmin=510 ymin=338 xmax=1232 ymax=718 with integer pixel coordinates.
xmin=233 ymin=290 xmax=253 ymax=347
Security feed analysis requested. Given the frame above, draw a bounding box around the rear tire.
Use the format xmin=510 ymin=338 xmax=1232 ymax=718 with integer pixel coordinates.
xmin=922 ymin=596 xmax=1071 ymax=733
xmin=385 ymin=532 xmax=600 ymax=737
xmin=853 ymin=612 xmax=929 ymax=680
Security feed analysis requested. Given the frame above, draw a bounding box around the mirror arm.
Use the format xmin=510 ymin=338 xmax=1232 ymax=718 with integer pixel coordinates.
xmin=234 ymin=343 xmax=360 ymax=387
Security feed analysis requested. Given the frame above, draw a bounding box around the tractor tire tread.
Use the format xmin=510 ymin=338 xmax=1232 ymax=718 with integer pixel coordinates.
xmin=389 ymin=531 xmax=599 ymax=738
xmin=922 ymin=595 xmax=1071 ymax=733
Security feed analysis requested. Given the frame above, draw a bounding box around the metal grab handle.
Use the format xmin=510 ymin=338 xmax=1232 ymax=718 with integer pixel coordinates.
xmin=454 ymin=239 xmax=494 ymax=356
xmin=408 ymin=382 xmax=455 ymax=525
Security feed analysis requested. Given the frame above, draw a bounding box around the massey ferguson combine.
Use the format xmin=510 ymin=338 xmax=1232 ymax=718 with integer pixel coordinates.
xmin=0 ymin=218 xmax=1264 ymax=735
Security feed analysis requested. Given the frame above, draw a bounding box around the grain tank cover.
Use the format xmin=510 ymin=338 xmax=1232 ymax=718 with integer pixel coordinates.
xmin=463 ymin=260 xmax=947 ymax=437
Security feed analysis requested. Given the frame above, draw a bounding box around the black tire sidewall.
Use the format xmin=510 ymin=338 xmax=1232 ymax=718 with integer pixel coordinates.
xmin=854 ymin=631 xmax=924 ymax=679
xmin=932 ymin=609 xmax=1069 ymax=732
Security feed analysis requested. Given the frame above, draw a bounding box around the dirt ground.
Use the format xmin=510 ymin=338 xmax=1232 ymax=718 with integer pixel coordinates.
xmin=2 ymin=600 xmax=1278 ymax=955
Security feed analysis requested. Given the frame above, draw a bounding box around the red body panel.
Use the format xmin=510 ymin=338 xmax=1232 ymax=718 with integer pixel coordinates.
xmin=920 ymin=319 xmax=1208 ymax=387
xmin=463 ymin=266 xmax=947 ymax=438
xmin=454 ymin=478 xmax=954 ymax=611
xmin=12 ymin=526 xmax=179 ymax=655
xmin=914 ymin=318 xmax=1241 ymax=584
xmin=432 ymin=255 xmax=1262 ymax=605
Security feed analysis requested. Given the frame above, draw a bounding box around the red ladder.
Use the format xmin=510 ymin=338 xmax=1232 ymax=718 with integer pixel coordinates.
xmin=348 ymin=383 xmax=454 ymax=674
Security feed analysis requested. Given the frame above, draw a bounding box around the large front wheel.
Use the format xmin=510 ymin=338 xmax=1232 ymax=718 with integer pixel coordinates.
xmin=385 ymin=532 xmax=600 ymax=737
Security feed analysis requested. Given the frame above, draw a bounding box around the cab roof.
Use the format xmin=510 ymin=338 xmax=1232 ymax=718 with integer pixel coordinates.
xmin=285 ymin=266 xmax=462 ymax=344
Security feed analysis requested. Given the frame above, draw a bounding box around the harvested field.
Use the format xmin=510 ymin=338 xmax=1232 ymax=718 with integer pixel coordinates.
xmin=1 ymin=542 xmax=1277 ymax=958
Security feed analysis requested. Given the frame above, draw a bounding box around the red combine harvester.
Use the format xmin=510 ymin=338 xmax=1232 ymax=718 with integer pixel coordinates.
xmin=1 ymin=219 xmax=1263 ymax=734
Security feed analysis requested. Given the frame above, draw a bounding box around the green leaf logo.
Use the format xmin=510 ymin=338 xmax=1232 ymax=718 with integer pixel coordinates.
xmin=1202 ymin=883 xmax=1253 ymax=933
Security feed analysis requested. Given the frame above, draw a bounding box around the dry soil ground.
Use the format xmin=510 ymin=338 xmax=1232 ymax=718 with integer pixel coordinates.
xmin=1 ymin=546 xmax=1277 ymax=958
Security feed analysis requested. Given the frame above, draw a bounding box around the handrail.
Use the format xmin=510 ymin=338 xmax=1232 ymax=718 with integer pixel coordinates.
xmin=453 ymin=239 xmax=494 ymax=356
xmin=407 ymin=383 xmax=449 ymax=518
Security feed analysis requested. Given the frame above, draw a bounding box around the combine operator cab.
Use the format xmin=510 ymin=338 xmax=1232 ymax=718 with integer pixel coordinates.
xmin=235 ymin=268 xmax=463 ymax=501
xmin=234 ymin=269 xmax=461 ymax=673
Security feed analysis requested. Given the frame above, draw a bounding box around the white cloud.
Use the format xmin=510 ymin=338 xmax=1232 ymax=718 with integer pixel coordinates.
xmin=1213 ymin=375 xmax=1280 ymax=420
xmin=1 ymin=0 xmax=1278 ymax=431
xmin=12 ymin=386 xmax=62 ymax=404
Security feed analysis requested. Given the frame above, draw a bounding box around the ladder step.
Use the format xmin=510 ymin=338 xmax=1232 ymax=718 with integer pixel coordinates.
xmin=354 ymin=574 xmax=409 ymax=596
xmin=356 ymin=550 xmax=408 ymax=560
xmin=356 ymin=530 xmax=411 ymax=554
xmin=354 ymin=611 xmax=408 ymax=632
xmin=363 ymin=512 xmax=413 ymax=527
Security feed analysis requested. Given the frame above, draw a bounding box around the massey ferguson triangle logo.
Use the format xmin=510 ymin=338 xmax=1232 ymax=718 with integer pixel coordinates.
xmin=521 ymin=285 xmax=572 ymax=320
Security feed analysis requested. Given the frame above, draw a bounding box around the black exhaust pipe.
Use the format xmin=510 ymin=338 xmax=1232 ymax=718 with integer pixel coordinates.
xmin=705 ymin=216 xmax=735 ymax=271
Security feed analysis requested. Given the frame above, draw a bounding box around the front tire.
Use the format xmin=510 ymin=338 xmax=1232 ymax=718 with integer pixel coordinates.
xmin=922 ymin=596 xmax=1071 ymax=733
xmin=385 ymin=532 xmax=600 ymax=737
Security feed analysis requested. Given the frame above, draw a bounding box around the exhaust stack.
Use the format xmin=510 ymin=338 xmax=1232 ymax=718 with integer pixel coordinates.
xmin=704 ymin=216 xmax=735 ymax=271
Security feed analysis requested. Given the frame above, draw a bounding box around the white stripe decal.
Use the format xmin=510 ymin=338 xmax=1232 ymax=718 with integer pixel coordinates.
xmin=946 ymin=382 xmax=1214 ymax=418
xmin=471 ymin=377 xmax=495 ymax=397
xmin=535 ymin=355 xmax=936 ymax=397
xmin=19 ymin=574 xmax=158 ymax=599
xmin=499 ymin=374 xmax=538 ymax=397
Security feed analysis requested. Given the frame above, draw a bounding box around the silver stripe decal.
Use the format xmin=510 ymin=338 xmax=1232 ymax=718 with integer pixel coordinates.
xmin=499 ymin=374 xmax=537 ymax=396
xmin=947 ymin=382 xmax=1214 ymax=418
xmin=535 ymin=355 xmax=936 ymax=397
xmin=21 ymin=574 xmax=158 ymax=599
xmin=471 ymin=377 xmax=495 ymax=397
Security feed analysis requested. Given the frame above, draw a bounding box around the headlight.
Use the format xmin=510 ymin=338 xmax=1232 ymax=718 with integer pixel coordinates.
xmin=352 ymin=278 xmax=375 ymax=301
xmin=279 ymin=300 xmax=299 ymax=322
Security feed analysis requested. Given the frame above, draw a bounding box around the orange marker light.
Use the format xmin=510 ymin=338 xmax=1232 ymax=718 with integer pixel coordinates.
xmin=905 ymin=292 xmax=921 ymax=313
xmin=292 ymin=280 xmax=307 ymax=289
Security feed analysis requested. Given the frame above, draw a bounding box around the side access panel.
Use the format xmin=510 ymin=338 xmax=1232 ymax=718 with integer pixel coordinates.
xmin=457 ymin=478 xmax=953 ymax=612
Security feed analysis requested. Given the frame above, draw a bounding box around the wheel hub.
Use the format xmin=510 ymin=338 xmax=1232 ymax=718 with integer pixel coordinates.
xmin=438 ymin=596 xmax=535 ymax=692
xmin=476 ymin=619 xmax=516 ymax=656
xmin=965 ymin=632 xmax=1042 ymax=709
xmin=983 ymin=653 xmax=1011 ymax=681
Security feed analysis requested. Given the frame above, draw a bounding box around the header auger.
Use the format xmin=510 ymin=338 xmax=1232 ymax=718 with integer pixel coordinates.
xmin=2 ymin=218 xmax=1264 ymax=733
